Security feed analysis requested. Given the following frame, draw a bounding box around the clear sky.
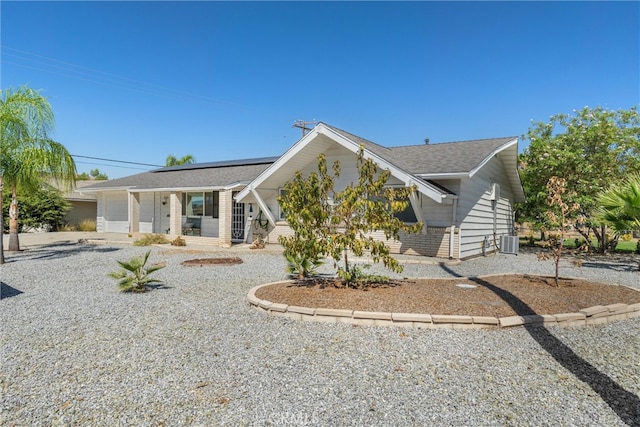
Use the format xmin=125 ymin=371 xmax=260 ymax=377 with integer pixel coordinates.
xmin=1 ymin=1 xmax=638 ymax=179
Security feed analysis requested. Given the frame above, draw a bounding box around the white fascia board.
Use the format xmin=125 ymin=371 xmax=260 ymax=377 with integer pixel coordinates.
xmin=468 ymin=137 xmax=518 ymax=178
xmin=130 ymin=186 xmax=225 ymax=193
xmin=225 ymin=182 xmax=249 ymax=191
xmin=417 ymin=173 xmax=468 ymax=179
xmin=86 ymin=186 xmax=133 ymax=192
xmin=235 ymin=126 xmax=324 ymax=201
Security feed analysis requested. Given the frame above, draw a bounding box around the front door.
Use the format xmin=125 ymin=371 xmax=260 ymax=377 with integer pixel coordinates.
xmin=231 ymin=192 xmax=245 ymax=242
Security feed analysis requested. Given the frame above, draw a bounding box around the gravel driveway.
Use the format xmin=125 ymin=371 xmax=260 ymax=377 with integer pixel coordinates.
xmin=1 ymin=238 xmax=639 ymax=426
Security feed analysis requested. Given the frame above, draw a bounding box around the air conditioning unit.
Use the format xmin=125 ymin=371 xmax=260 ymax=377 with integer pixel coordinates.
xmin=500 ymin=235 xmax=519 ymax=255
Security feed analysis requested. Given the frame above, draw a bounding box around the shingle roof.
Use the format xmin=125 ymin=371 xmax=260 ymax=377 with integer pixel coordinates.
xmin=324 ymin=123 xmax=515 ymax=175
xmin=83 ymin=126 xmax=517 ymax=194
xmin=82 ymin=157 xmax=277 ymax=191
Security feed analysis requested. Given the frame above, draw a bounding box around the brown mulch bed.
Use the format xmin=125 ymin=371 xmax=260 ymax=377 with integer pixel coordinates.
xmin=181 ymin=257 xmax=243 ymax=266
xmin=254 ymin=274 xmax=640 ymax=318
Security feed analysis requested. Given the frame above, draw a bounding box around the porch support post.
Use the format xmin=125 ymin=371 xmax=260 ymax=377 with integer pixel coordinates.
xmin=169 ymin=192 xmax=182 ymax=235
xmin=250 ymin=188 xmax=276 ymax=226
xmin=409 ymin=191 xmax=426 ymax=234
xmin=129 ymin=192 xmax=140 ymax=233
xmin=450 ymin=198 xmax=458 ymax=259
xmin=219 ymin=189 xmax=233 ymax=247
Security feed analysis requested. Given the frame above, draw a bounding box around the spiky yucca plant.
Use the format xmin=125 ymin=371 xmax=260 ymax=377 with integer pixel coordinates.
xmin=285 ymin=252 xmax=323 ymax=279
xmin=109 ymin=250 xmax=165 ymax=292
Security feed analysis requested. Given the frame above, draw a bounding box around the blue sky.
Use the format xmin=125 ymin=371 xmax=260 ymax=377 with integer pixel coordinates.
xmin=2 ymin=1 xmax=638 ymax=179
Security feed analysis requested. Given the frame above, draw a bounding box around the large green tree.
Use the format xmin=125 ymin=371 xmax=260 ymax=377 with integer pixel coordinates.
xmin=278 ymin=148 xmax=423 ymax=286
xmin=518 ymin=106 xmax=640 ymax=252
xmin=0 ymin=86 xmax=76 ymax=261
xmin=2 ymin=183 xmax=70 ymax=232
xmin=165 ymin=154 xmax=195 ymax=166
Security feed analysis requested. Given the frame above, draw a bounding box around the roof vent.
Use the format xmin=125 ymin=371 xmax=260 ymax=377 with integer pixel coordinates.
xmin=424 ymin=138 xmax=430 ymax=145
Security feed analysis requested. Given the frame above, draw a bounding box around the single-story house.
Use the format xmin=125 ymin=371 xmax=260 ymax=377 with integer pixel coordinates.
xmin=63 ymin=181 xmax=98 ymax=227
xmin=83 ymin=122 xmax=525 ymax=258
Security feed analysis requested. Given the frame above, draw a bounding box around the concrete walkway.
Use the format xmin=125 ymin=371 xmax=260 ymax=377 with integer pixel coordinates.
xmin=2 ymin=231 xmax=135 ymax=251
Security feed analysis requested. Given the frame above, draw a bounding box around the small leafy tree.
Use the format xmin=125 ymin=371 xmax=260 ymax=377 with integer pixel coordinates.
xmin=536 ymin=176 xmax=581 ymax=286
xmin=109 ymin=250 xmax=165 ymax=292
xmin=278 ymin=148 xmax=423 ymax=286
xmin=278 ymin=153 xmax=334 ymax=278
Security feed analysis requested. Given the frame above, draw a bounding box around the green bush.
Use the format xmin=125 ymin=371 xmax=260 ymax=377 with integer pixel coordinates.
xmin=336 ymin=263 xmax=390 ymax=288
xmin=133 ymin=234 xmax=170 ymax=246
xmin=285 ymin=252 xmax=323 ymax=279
xmin=2 ymin=183 xmax=70 ymax=232
xmin=109 ymin=250 xmax=165 ymax=293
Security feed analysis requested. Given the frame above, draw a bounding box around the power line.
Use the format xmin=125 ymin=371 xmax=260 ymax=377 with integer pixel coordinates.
xmin=74 ymin=161 xmax=152 ymax=172
xmin=71 ymin=154 xmax=162 ymax=168
xmin=2 ymin=46 xmax=242 ymax=107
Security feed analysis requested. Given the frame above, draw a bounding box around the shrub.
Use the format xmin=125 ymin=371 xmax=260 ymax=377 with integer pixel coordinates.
xmin=109 ymin=250 xmax=165 ymax=292
xmin=171 ymin=236 xmax=186 ymax=246
xmin=285 ymin=252 xmax=323 ymax=279
xmin=78 ymin=219 xmax=97 ymax=232
xmin=134 ymin=234 xmax=170 ymax=246
xmin=336 ymin=263 xmax=390 ymax=288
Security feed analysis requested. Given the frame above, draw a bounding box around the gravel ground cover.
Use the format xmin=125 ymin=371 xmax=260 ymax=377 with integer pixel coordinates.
xmin=1 ymin=240 xmax=639 ymax=426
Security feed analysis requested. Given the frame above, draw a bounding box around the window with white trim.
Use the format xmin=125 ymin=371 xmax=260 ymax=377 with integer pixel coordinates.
xmin=182 ymin=191 xmax=219 ymax=218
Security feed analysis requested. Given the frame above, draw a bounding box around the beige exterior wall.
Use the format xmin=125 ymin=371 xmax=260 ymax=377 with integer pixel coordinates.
xmin=218 ymin=189 xmax=233 ymax=247
xmin=129 ymin=193 xmax=140 ymax=233
xmin=169 ymin=192 xmax=182 ymax=235
xmin=65 ymin=201 xmax=97 ymax=227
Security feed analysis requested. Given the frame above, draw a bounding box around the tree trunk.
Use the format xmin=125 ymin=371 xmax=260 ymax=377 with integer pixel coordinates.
xmin=8 ymin=185 xmax=20 ymax=252
xmin=600 ymin=224 xmax=608 ymax=254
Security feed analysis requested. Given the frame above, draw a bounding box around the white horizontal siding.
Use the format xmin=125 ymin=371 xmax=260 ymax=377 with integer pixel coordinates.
xmin=459 ymin=156 xmax=516 ymax=259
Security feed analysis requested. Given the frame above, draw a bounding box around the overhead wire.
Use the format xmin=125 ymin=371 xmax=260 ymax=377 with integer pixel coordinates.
xmin=2 ymin=45 xmax=241 ymax=106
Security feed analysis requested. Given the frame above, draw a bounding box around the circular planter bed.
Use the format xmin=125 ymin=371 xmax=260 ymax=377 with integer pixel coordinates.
xmin=181 ymin=257 xmax=243 ymax=266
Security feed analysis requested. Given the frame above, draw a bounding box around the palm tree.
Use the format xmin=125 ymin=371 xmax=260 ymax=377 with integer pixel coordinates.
xmin=597 ymin=173 xmax=640 ymax=231
xmin=0 ymin=86 xmax=76 ymax=261
xmin=597 ymin=173 xmax=640 ymax=270
xmin=165 ymin=154 xmax=195 ymax=166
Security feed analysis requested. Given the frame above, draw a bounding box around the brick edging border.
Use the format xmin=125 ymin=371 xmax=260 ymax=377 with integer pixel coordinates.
xmin=247 ymin=275 xmax=640 ymax=329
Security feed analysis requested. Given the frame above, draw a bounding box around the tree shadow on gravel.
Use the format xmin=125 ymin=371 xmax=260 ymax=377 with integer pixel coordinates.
xmin=4 ymin=241 xmax=121 ymax=262
xmin=575 ymin=260 xmax=638 ymax=273
xmin=1 ymin=282 xmax=23 ymax=300
xmin=467 ymin=271 xmax=640 ymax=426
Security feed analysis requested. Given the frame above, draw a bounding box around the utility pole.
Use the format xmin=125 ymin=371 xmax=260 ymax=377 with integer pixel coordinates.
xmin=292 ymin=120 xmax=317 ymax=137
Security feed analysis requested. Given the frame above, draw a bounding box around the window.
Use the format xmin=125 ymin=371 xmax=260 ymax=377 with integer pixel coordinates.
xmin=370 ymin=191 xmax=418 ymax=224
xmin=182 ymin=191 xmax=219 ymax=218
xmin=394 ymin=202 xmax=418 ymax=223
xmin=278 ymin=188 xmax=288 ymax=221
